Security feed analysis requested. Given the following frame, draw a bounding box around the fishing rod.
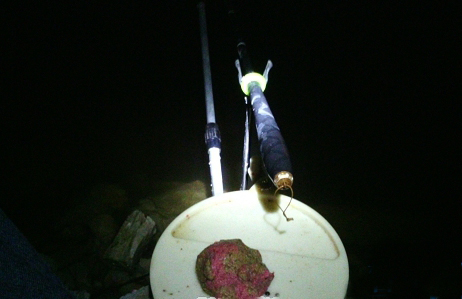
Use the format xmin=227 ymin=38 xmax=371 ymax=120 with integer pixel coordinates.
xmin=198 ymin=2 xmax=224 ymax=196
xmin=225 ymin=1 xmax=294 ymax=203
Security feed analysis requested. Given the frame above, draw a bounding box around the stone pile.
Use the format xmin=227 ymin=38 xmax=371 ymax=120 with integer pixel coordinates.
xmin=40 ymin=180 xmax=207 ymax=299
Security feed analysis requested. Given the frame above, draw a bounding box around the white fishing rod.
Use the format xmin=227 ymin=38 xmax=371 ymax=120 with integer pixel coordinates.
xmin=198 ymin=2 xmax=224 ymax=196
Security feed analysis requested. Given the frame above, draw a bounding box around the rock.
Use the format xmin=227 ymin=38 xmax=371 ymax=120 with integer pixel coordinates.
xmin=138 ymin=258 xmax=151 ymax=273
xmin=119 ymin=286 xmax=150 ymax=299
xmin=55 ymin=184 xmax=130 ymax=252
xmin=89 ymin=214 xmax=119 ymax=255
xmin=70 ymin=290 xmax=91 ymax=299
xmin=104 ymin=210 xmax=156 ymax=270
xmin=137 ymin=180 xmax=206 ymax=239
xmin=103 ymin=269 xmax=132 ymax=287
xmin=152 ymin=180 xmax=207 ymax=216
xmin=89 ymin=184 xmax=129 ymax=212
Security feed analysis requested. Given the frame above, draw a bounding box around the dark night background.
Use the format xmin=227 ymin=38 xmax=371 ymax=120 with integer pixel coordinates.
xmin=2 ymin=0 xmax=460 ymax=297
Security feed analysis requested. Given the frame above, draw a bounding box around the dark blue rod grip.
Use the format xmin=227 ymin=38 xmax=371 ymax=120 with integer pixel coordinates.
xmin=249 ymin=83 xmax=292 ymax=181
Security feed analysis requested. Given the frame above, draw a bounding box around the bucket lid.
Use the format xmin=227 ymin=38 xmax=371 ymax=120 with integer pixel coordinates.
xmin=150 ymin=189 xmax=348 ymax=298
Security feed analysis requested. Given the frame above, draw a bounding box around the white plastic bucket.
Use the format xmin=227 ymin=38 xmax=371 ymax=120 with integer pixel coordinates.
xmin=150 ymin=189 xmax=349 ymax=298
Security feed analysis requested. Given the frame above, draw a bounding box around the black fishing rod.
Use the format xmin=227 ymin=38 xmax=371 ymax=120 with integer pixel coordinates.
xmin=225 ymin=1 xmax=294 ymax=198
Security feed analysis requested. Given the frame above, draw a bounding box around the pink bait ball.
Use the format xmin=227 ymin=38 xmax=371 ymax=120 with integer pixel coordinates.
xmin=196 ymin=239 xmax=274 ymax=299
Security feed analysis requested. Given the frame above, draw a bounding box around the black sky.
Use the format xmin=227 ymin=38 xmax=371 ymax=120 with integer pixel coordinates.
xmin=2 ymin=0 xmax=460 ymax=294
